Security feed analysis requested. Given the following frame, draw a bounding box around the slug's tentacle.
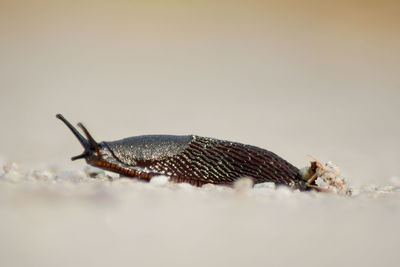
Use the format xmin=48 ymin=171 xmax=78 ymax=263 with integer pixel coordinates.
xmin=71 ymin=151 xmax=90 ymax=161
xmin=56 ymin=114 xmax=89 ymax=150
xmin=77 ymin=122 xmax=100 ymax=150
xmin=56 ymin=114 xmax=98 ymax=161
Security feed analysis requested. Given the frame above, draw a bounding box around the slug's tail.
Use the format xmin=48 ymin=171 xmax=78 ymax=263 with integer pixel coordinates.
xmin=56 ymin=114 xmax=99 ymax=161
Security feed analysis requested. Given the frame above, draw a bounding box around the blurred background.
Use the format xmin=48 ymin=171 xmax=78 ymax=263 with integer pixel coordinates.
xmin=1 ymin=2 xmax=400 ymax=267
xmin=0 ymin=0 xmax=399 ymax=184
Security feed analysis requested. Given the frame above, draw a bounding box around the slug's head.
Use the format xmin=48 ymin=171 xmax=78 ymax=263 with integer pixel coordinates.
xmin=56 ymin=114 xmax=115 ymax=166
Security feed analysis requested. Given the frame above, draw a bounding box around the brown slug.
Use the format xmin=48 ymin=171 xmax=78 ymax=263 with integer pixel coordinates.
xmin=56 ymin=114 xmax=310 ymax=190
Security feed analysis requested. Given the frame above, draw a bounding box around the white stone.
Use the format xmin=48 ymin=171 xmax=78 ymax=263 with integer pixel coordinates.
xmin=149 ymin=175 xmax=169 ymax=186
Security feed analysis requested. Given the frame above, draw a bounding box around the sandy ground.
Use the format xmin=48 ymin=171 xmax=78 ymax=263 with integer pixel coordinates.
xmin=1 ymin=1 xmax=400 ymax=266
xmin=1 ymin=165 xmax=400 ymax=267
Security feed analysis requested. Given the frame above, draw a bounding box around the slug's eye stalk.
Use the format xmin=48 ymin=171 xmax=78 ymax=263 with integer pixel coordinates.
xmin=56 ymin=114 xmax=100 ymax=161
xmin=77 ymin=122 xmax=100 ymax=151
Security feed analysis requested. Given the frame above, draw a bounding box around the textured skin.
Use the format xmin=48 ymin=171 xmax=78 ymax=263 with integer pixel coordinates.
xmin=97 ymin=135 xmax=304 ymax=188
xmin=106 ymin=135 xmax=192 ymax=163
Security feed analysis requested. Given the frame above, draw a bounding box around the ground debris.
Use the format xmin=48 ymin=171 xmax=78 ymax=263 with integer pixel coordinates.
xmin=300 ymin=156 xmax=352 ymax=195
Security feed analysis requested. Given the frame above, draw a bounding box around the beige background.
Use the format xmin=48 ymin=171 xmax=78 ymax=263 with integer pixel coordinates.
xmin=1 ymin=2 xmax=400 ymax=267
xmin=1 ymin=0 xmax=399 ymax=183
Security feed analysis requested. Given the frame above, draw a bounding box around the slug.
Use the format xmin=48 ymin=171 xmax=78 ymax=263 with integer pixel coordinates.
xmin=56 ymin=114 xmax=311 ymax=190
